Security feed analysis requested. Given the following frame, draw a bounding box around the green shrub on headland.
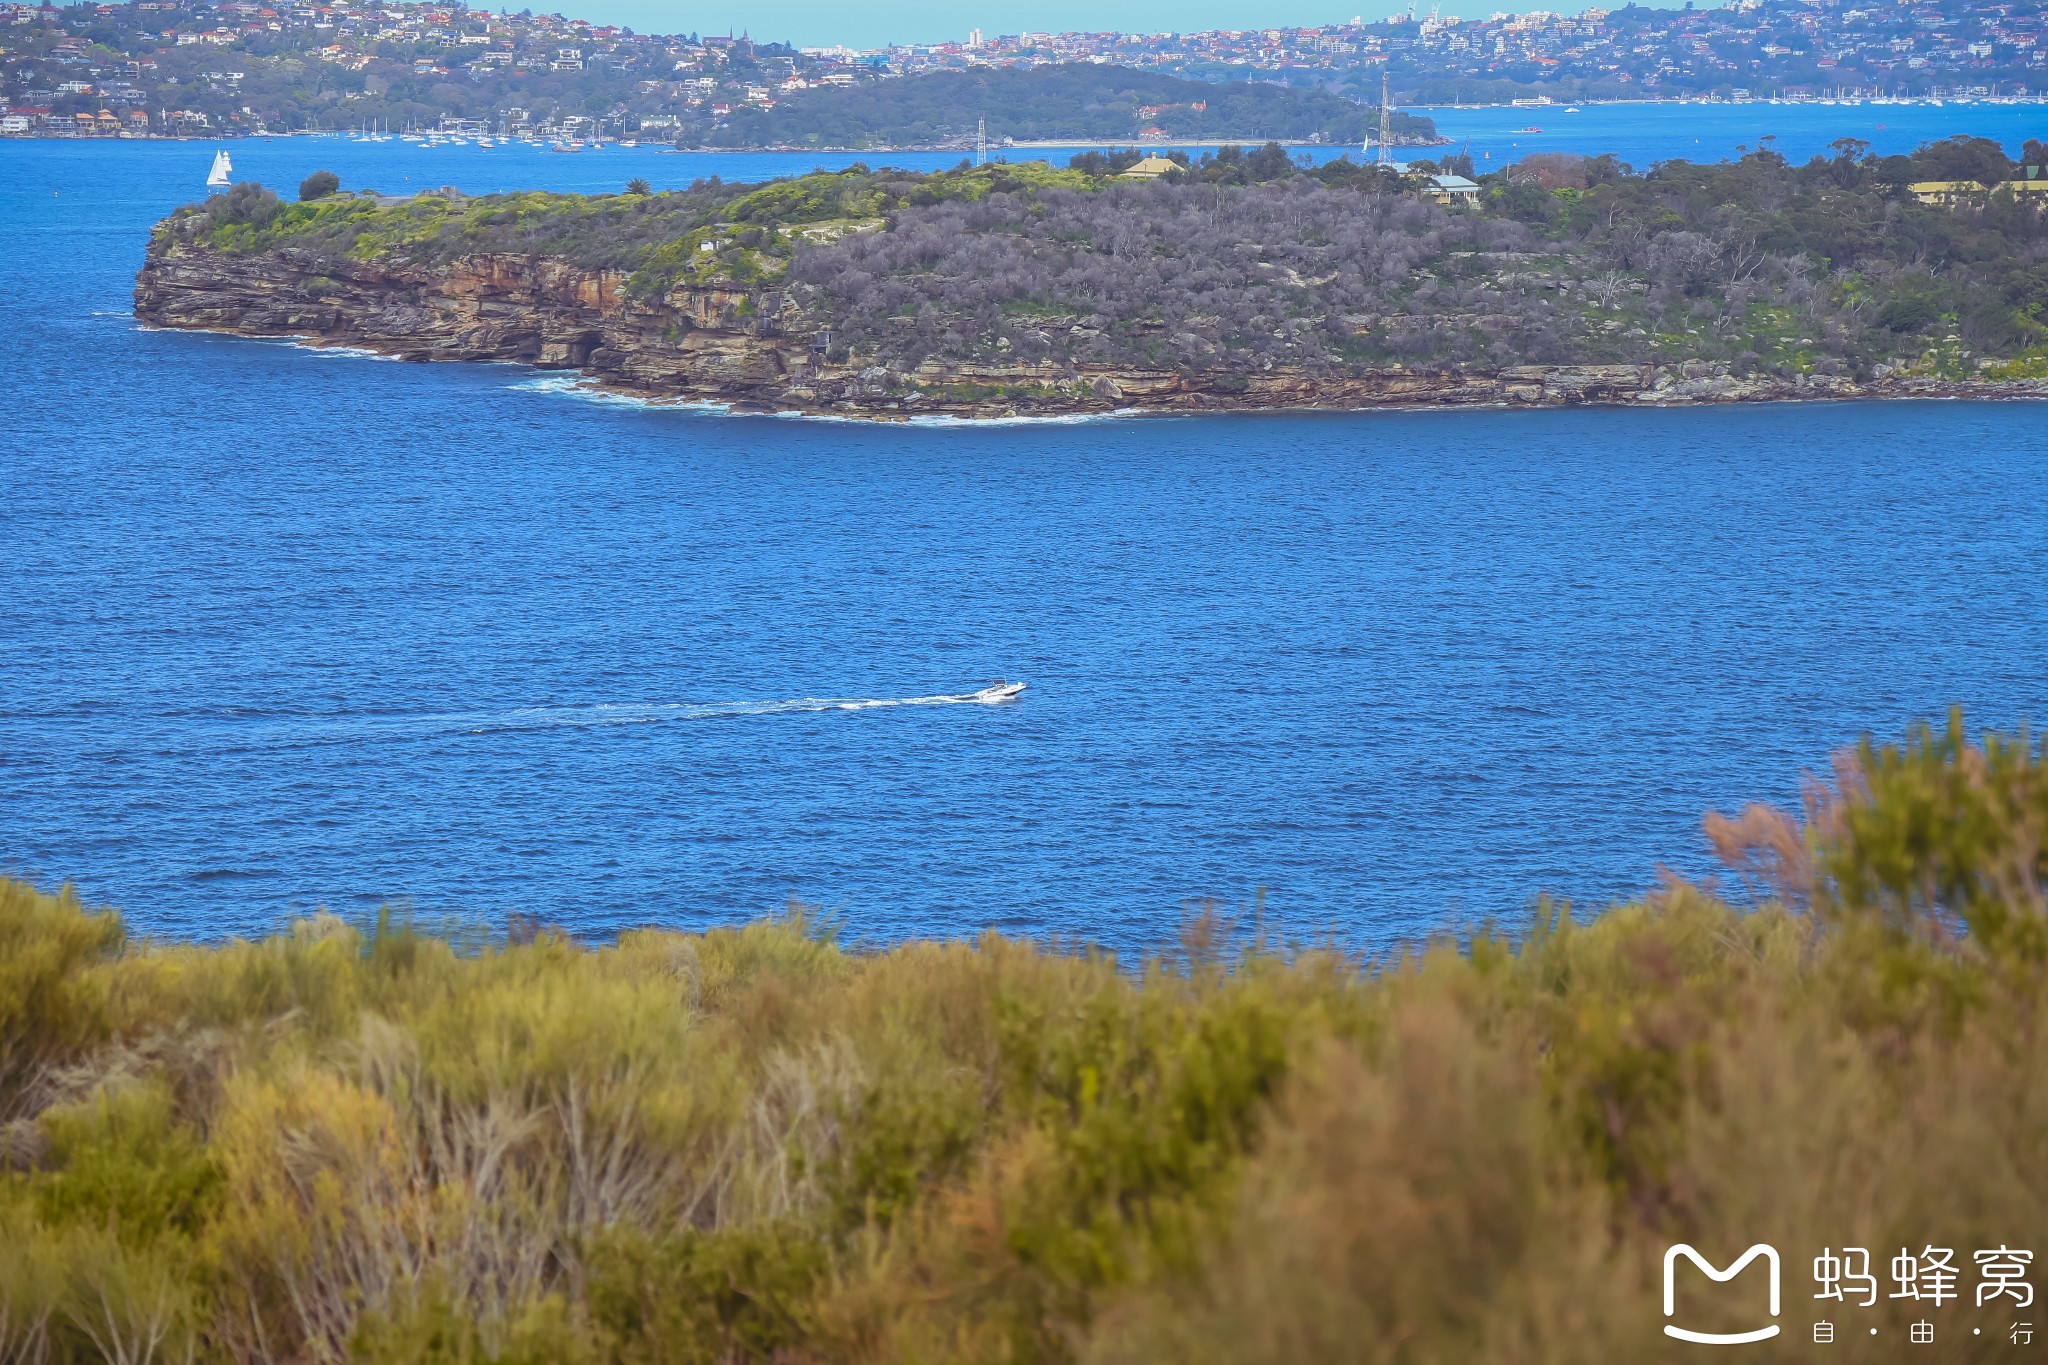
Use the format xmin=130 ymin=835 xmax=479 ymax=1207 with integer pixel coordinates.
xmin=1 ymin=711 xmax=2044 ymax=1363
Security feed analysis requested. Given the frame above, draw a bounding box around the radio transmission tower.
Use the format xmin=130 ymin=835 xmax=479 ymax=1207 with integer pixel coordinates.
xmin=1376 ymin=72 xmax=1393 ymax=166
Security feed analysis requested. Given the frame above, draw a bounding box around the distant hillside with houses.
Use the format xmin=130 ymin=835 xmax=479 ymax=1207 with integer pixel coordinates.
xmin=0 ymin=0 xmax=1432 ymax=146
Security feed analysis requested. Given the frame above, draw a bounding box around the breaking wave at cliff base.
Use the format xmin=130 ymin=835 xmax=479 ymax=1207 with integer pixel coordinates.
xmin=508 ymin=372 xmax=1144 ymax=425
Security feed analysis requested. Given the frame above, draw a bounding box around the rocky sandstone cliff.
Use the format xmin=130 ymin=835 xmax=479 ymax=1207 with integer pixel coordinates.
xmin=134 ymin=233 xmax=2048 ymax=420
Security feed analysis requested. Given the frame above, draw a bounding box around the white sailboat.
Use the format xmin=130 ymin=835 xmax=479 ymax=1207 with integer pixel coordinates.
xmin=206 ymin=149 xmax=232 ymax=188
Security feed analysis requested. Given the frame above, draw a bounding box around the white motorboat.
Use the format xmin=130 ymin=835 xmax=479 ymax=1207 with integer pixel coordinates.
xmin=972 ymin=680 xmax=1027 ymax=703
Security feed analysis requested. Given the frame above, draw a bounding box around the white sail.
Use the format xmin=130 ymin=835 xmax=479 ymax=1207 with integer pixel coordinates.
xmin=206 ymin=150 xmax=232 ymax=188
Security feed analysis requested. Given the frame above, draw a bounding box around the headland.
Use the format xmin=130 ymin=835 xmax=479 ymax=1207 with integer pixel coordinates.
xmin=135 ymin=145 xmax=2048 ymax=420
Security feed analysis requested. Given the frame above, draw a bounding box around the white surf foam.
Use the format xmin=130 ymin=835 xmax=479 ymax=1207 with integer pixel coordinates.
xmin=900 ymin=407 xmax=1147 ymax=428
xmin=285 ymin=339 xmax=407 ymax=362
xmin=510 ymin=374 xmax=1145 ymax=426
xmin=509 ymin=374 xmax=727 ymax=412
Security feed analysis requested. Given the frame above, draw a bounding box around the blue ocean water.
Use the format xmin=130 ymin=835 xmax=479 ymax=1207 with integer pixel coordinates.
xmin=2 ymin=132 xmax=2044 ymax=949
xmin=1423 ymin=98 xmax=2048 ymax=169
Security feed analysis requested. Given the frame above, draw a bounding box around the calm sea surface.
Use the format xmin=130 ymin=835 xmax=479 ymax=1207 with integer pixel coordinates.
xmin=1424 ymin=98 xmax=2048 ymax=168
xmin=3 ymin=124 xmax=2045 ymax=949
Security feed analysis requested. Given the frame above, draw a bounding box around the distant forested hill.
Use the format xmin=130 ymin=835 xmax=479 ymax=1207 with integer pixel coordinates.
xmin=693 ymin=64 xmax=1440 ymax=149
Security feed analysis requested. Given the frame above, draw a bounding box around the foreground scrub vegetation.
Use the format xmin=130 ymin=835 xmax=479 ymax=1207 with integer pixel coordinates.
xmin=3 ymin=712 xmax=2046 ymax=1363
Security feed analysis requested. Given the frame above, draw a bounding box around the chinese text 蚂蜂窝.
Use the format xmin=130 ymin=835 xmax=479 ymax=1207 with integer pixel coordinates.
xmin=1812 ymin=1246 xmax=2033 ymax=1309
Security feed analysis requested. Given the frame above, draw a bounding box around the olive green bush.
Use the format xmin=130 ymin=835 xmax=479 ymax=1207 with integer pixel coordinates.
xmin=298 ymin=172 xmax=340 ymax=204
xmin=0 ymin=716 xmax=2042 ymax=1363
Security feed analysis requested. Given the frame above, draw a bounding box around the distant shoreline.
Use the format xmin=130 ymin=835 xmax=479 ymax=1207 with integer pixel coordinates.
xmin=12 ymin=92 xmax=2048 ymax=147
xmin=0 ymin=131 xmax=1450 ymax=149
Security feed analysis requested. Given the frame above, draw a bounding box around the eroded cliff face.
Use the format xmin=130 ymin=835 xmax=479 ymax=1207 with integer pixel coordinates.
xmin=133 ymin=228 xmax=2048 ymax=419
xmin=134 ymin=234 xmax=802 ymax=404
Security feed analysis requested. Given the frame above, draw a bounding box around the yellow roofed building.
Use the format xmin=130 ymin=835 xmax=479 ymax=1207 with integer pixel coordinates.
xmin=1907 ymin=180 xmax=1987 ymax=206
xmin=1118 ymin=156 xmax=1180 ymax=181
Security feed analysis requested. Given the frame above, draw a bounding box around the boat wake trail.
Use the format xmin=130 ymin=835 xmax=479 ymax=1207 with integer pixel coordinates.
xmin=154 ymin=690 xmax=1020 ymax=757
xmin=385 ymin=691 xmax=1009 ymax=734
